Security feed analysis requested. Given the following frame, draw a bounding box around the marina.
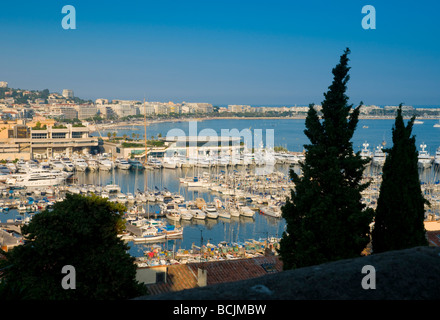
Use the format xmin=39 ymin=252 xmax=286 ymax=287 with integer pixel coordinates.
xmin=2 ymin=118 xmax=440 ymax=265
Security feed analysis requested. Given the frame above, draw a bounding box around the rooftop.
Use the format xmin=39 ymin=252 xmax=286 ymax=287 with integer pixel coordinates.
xmin=137 ymin=246 xmax=440 ymax=300
xmin=142 ymin=255 xmax=282 ymax=296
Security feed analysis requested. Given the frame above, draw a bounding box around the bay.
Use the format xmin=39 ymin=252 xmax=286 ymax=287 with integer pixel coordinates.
xmin=3 ymin=118 xmax=440 ymax=259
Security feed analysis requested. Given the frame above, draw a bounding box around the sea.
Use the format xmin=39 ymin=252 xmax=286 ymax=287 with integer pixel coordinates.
xmin=3 ymin=117 xmax=440 ymax=258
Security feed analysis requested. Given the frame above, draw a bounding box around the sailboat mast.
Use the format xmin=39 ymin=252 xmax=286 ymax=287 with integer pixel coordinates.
xmin=144 ymin=98 xmax=148 ymax=192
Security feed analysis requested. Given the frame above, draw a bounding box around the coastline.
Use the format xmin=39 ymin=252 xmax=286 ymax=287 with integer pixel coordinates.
xmin=90 ymin=115 xmax=440 ymax=133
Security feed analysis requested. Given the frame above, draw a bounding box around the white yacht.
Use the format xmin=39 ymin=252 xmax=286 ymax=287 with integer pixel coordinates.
xmin=162 ymin=156 xmax=180 ymax=169
xmin=116 ymin=193 xmax=128 ymax=204
xmin=372 ymin=146 xmax=386 ymax=167
xmin=115 ymin=158 xmax=131 ymax=170
xmin=104 ymin=184 xmax=121 ymax=194
xmin=50 ymin=159 xmax=65 ymax=171
xmin=177 ymin=204 xmax=193 ymax=221
xmin=360 ymin=142 xmax=372 ymax=161
xmin=99 ymin=159 xmax=113 ymax=171
xmin=163 ymin=203 xmax=181 ymax=222
xmin=260 ymin=204 xmax=282 ymax=218
xmin=128 ymin=158 xmax=144 ymax=170
xmin=188 ymin=204 xmax=206 ymax=220
xmin=238 ymin=204 xmax=255 ymax=218
xmin=86 ymin=159 xmax=99 ymax=171
xmin=73 ymin=158 xmax=89 ymax=171
xmin=61 ymin=158 xmax=75 ymax=172
xmin=147 ymin=158 xmax=162 ymax=168
xmin=434 ymin=147 xmax=440 ymax=166
xmin=204 ymin=204 xmax=219 ymax=219
xmin=6 ymin=171 xmax=67 ymax=187
xmin=418 ymin=143 xmax=432 ymax=169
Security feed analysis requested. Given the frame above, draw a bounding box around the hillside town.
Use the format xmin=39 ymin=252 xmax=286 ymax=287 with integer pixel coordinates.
xmin=2 ymin=82 xmax=440 ymax=123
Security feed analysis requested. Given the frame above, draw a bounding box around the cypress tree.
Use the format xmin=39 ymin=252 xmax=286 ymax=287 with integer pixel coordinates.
xmin=278 ymin=48 xmax=374 ymax=270
xmin=371 ymin=104 xmax=428 ymax=253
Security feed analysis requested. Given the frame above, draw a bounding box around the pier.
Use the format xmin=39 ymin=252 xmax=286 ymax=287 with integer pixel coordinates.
xmin=0 ymin=225 xmax=23 ymax=251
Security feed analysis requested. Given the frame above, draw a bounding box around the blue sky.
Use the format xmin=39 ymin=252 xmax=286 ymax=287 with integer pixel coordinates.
xmin=1 ymin=0 xmax=439 ymax=106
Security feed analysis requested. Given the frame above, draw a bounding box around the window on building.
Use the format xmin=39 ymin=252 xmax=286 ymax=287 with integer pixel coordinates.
xmin=31 ymin=133 xmax=48 ymax=139
xmin=52 ymin=133 xmax=67 ymax=139
xmin=72 ymin=132 xmax=84 ymax=139
xmin=156 ymin=272 xmax=166 ymax=283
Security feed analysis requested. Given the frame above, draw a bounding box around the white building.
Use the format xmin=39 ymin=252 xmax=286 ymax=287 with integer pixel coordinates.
xmin=0 ymin=81 xmax=8 ymax=88
xmin=113 ymin=104 xmax=139 ymax=118
xmin=62 ymin=89 xmax=74 ymax=99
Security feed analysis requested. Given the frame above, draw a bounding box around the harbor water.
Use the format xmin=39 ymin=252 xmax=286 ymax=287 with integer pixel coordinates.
xmin=3 ymin=117 xmax=440 ymax=258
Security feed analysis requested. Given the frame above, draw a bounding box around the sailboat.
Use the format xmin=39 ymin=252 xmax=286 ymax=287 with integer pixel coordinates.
xmin=434 ymin=120 xmax=440 ymax=128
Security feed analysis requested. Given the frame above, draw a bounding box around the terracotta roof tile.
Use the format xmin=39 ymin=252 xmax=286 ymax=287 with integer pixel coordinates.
xmin=144 ymin=256 xmax=283 ymax=296
xmin=427 ymin=230 xmax=440 ymax=247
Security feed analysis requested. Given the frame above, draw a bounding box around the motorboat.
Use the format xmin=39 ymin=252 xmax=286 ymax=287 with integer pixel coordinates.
xmin=178 ymin=205 xmax=193 ymax=221
xmin=86 ymin=159 xmax=99 ymax=171
xmin=434 ymin=147 xmax=440 ymax=166
xmin=6 ymin=172 xmax=67 ymax=188
xmin=115 ymin=158 xmax=131 ymax=170
xmin=126 ymin=192 xmax=135 ymax=202
xmin=260 ymin=204 xmax=282 ymax=218
xmin=204 ymin=204 xmax=219 ymax=219
xmin=159 ymin=224 xmax=183 ymax=239
xmin=217 ymin=208 xmax=231 ymax=219
xmin=418 ymin=143 xmax=432 ymax=169
xmin=128 ymin=158 xmax=144 ymax=170
xmin=133 ymin=226 xmax=166 ymax=243
xmin=237 ymin=204 xmax=255 ymax=218
xmin=98 ymin=159 xmax=113 ymax=171
xmin=163 ymin=203 xmax=181 ymax=222
xmin=104 ymin=184 xmax=121 ymax=194
xmin=61 ymin=158 xmax=75 ymax=172
xmin=372 ymin=146 xmax=386 ymax=167
xmin=360 ymin=142 xmax=372 ymax=161
xmin=116 ymin=193 xmax=128 ymax=204
xmin=50 ymin=159 xmax=65 ymax=171
xmin=73 ymin=158 xmax=89 ymax=171
xmin=147 ymin=158 xmax=162 ymax=168
xmin=188 ymin=204 xmax=206 ymax=220
xmin=162 ymin=156 xmax=181 ymax=169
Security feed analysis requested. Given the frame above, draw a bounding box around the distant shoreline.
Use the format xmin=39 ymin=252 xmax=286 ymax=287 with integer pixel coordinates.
xmin=90 ymin=115 xmax=440 ymax=132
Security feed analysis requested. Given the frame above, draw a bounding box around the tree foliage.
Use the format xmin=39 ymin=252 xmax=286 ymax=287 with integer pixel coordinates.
xmin=278 ymin=48 xmax=374 ymax=269
xmin=371 ymin=105 xmax=428 ymax=253
xmin=0 ymin=194 xmax=147 ymax=300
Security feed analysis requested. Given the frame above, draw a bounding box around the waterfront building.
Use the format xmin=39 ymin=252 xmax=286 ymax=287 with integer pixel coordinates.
xmin=75 ymin=104 xmax=98 ymax=120
xmin=51 ymin=105 xmax=78 ymax=120
xmin=0 ymin=81 xmax=8 ymax=88
xmin=181 ymin=103 xmax=213 ymax=114
xmin=29 ymin=123 xmax=98 ymax=159
xmin=113 ymin=103 xmax=140 ymax=118
xmin=97 ymin=104 xmax=117 ymax=119
xmin=0 ymin=120 xmax=31 ymax=160
xmin=162 ymin=136 xmax=243 ymax=159
xmin=0 ymin=118 xmax=98 ymax=160
xmin=228 ymin=105 xmax=251 ymax=113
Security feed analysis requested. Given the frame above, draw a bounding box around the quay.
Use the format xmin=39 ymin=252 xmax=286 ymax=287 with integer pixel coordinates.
xmin=0 ymin=226 xmax=23 ymax=251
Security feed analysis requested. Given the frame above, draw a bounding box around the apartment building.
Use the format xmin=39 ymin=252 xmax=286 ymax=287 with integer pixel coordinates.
xmin=29 ymin=123 xmax=98 ymax=159
xmin=75 ymin=104 xmax=98 ymax=120
xmin=0 ymin=119 xmax=98 ymax=160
